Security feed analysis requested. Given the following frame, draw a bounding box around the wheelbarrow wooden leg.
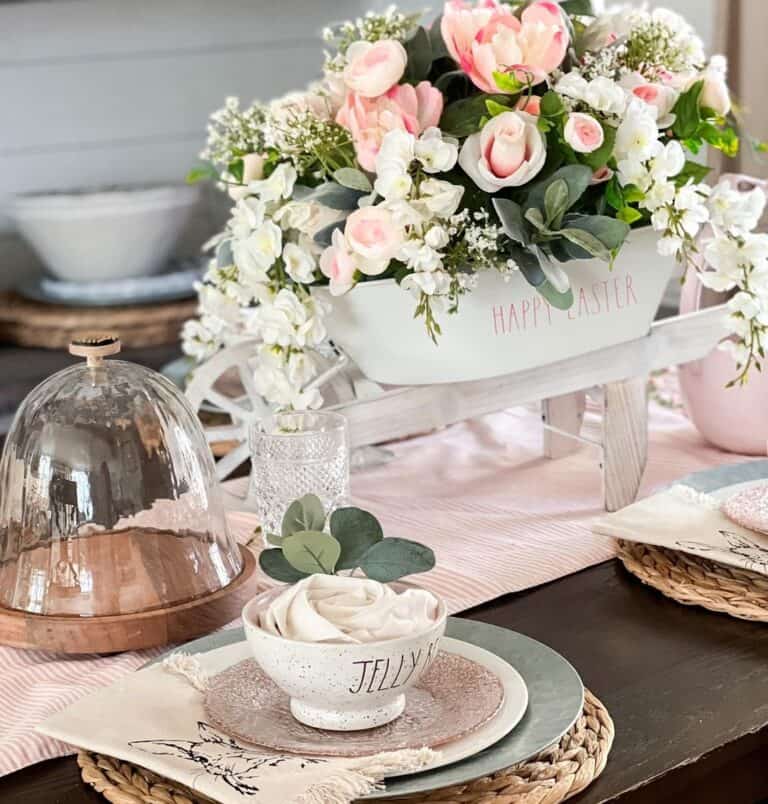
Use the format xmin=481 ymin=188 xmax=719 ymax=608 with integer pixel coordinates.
xmin=542 ymin=391 xmax=587 ymax=458
xmin=601 ymin=376 xmax=648 ymax=512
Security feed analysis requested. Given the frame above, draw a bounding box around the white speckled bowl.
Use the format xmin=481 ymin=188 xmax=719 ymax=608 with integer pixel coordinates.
xmin=242 ymin=585 xmax=447 ymax=731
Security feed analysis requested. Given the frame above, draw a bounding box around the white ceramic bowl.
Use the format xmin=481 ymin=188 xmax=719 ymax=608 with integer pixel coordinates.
xmin=242 ymin=585 xmax=448 ymax=731
xmin=8 ymin=185 xmax=199 ymax=282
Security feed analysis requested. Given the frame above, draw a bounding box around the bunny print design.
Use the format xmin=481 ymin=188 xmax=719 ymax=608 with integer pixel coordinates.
xmin=677 ymin=529 xmax=768 ymax=574
xmin=130 ymin=722 xmax=324 ymax=795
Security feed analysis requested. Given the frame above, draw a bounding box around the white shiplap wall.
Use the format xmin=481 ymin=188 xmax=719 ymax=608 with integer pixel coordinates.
xmin=0 ymin=0 xmax=712 ymax=290
xmin=0 ymin=0 xmax=414 ymax=287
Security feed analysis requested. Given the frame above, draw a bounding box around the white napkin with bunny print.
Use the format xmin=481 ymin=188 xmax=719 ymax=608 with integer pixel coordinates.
xmin=37 ymin=642 xmax=436 ymax=804
xmin=592 ymin=484 xmax=768 ymax=576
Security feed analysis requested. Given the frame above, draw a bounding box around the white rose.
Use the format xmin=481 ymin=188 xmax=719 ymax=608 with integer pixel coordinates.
xmin=458 ymin=111 xmax=545 ymax=194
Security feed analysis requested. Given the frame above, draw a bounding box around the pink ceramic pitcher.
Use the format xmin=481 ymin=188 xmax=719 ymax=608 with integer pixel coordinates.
xmin=678 ymin=174 xmax=768 ymax=455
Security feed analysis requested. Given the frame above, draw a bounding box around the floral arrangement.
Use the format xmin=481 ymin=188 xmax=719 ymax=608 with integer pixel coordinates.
xmin=259 ymin=493 xmax=436 ymax=582
xmin=183 ymin=1 xmax=768 ymax=407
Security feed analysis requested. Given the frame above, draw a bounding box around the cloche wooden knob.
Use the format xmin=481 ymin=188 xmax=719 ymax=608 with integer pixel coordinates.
xmin=69 ymin=332 xmax=121 ymax=367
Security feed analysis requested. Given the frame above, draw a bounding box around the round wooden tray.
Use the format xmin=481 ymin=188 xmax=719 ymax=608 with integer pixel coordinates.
xmin=0 ymin=292 xmax=196 ymax=350
xmin=78 ymin=688 xmax=614 ymax=804
xmin=0 ymin=546 xmax=262 ymax=654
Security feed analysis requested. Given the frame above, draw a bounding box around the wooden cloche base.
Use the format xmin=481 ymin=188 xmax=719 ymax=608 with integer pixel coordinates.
xmin=0 ymin=546 xmax=262 ymax=654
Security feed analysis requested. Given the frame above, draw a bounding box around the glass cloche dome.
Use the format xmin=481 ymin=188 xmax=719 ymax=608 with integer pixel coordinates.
xmin=0 ymin=334 xmax=255 ymax=652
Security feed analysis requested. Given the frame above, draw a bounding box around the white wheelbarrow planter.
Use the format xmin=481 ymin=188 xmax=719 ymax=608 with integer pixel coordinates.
xmin=314 ymin=226 xmax=675 ymax=386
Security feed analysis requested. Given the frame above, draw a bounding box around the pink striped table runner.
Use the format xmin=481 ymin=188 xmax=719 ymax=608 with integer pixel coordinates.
xmin=0 ymin=396 xmax=755 ymax=776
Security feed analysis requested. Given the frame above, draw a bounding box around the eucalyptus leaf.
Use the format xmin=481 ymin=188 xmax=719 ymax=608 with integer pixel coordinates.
xmin=358 ymin=538 xmax=436 ymax=583
xmin=259 ymin=549 xmax=309 ymax=583
xmin=266 ymin=531 xmax=283 ymax=547
xmin=333 ymin=167 xmax=373 ymax=193
xmin=493 ymin=198 xmax=529 ymax=246
xmin=330 ymin=507 xmax=383 ymax=570
xmin=524 ymin=207 xmax=548 ymax=231
xmin=282 ymin=530 xmax=341 ymax=575
xmin=403 ymin=26 xmax=433 ymax=82
xmin=281 ymin=493 xmax=327 ymax=538
xmin=544 ymin=179 xmax=569 ymax=228
xmin=537 ymin=279 xmax=575 ymax=310
xmin=560 ymin=0 xmax=595 ymax=13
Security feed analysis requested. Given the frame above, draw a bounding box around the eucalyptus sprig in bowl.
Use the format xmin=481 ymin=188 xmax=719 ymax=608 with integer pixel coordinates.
xmin=258 ymin=493 xmax=436 ymax=583
xmin=245 ymin=494 xmax=443 ymax=730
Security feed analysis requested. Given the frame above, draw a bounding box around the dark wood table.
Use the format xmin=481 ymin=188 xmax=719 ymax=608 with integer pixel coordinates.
xmin=2 ymin=558 xmax=767 ymax=804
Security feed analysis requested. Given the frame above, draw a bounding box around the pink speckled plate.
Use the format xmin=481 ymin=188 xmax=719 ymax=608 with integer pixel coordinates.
xmin=205 ymin=646 xmax=506 ymax=757
xmin=722 ymin=482 xmax=768 ymax=535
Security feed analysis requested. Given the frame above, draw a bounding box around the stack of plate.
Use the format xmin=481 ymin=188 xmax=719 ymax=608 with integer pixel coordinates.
xmin=154 ymin=617 xmax=584 ymax=799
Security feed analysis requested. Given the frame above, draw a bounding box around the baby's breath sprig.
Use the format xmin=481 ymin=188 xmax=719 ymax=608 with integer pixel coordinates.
xmin=322 ymin=6 xmax=422 ymax=71
xmin=200 ymin=96 xmax=267 ymax=170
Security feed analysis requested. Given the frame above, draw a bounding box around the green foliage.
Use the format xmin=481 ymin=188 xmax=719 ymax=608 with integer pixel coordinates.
xmin=330 ymin=507 xmax=383 ymax=570
xmin=281 ymin=494 xmax=327 ymax=538
xmin=508 ymin=243 xmax=547 ymax=287
xmin=493 ymin=71 xmax=525 ymax=93
xmin=539 ymin=91 xmax=566 ymax=119
xmin=485 ymin=99 xmax=511 ymax=118
xmin=259 ymin=549 xmax=308 ymax=582
xmin=357 ymin=538 xmax=436 ymax=583
xmin=282 ymin=530 xmax=341 ymax=574
xmin=674 ymin=160 xmax=711 ymax=186
xmin=441 ymin=94 xmax=511 ymax=137
xmin=333 ymin=167 xmax=373 ymax=192
xmin=493 ymin=198 xmax=530 ymax=246
xmin=305 ymin=181 xmax=366 ymax=210
xmin=579 ymin=124 xmax=615 ymax=170
xmin=403 ymin=26 xmax=433 ymax=82
xmin=186 ymin=163 xmax=219 ymax=184
xmin=559 ymin=0 xmax=595 ymax=13
xmin=428 ymin=14 xmax=450 ymax=60
xmin=544 ymin=179 xmax=570 ymax=229
xmin=672 ymin=81 xmax=704 ymax=139
xmin=537 ymin=279 xmax=575 ymax=310
xmin=525 ymin=164 xmax=593 ymax=215
xmin=616 ymin=206 xmax=644 ymax=224
xmin=259 ymin=494 xmax=436 ymax=583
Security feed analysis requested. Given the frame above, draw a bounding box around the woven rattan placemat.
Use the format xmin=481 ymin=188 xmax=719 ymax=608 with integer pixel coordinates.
xmin=617 ymin=539 xmax=768 ymax=622
xmin=78 ymin=689 xmax=613 ymax=804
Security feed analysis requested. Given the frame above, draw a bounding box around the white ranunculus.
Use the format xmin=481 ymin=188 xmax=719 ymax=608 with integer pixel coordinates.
xmin=417 ymin=178 xmax=465 ymax=217
xmin=233 ymin=220 xmax=283 ymax=283
xmin=282 ymin=242 xmax=316 ymax=284
xmin=415 ymin=127 xmax=459 ymax=174
xmin=248 ymin=162 xmax=297 ymax=203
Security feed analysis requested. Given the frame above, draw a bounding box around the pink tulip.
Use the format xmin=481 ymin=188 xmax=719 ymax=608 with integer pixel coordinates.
xmin=440 ymin=0 xmax=568 ymax=93
xmin=336 ymin=82 xmax=443 ymax=172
